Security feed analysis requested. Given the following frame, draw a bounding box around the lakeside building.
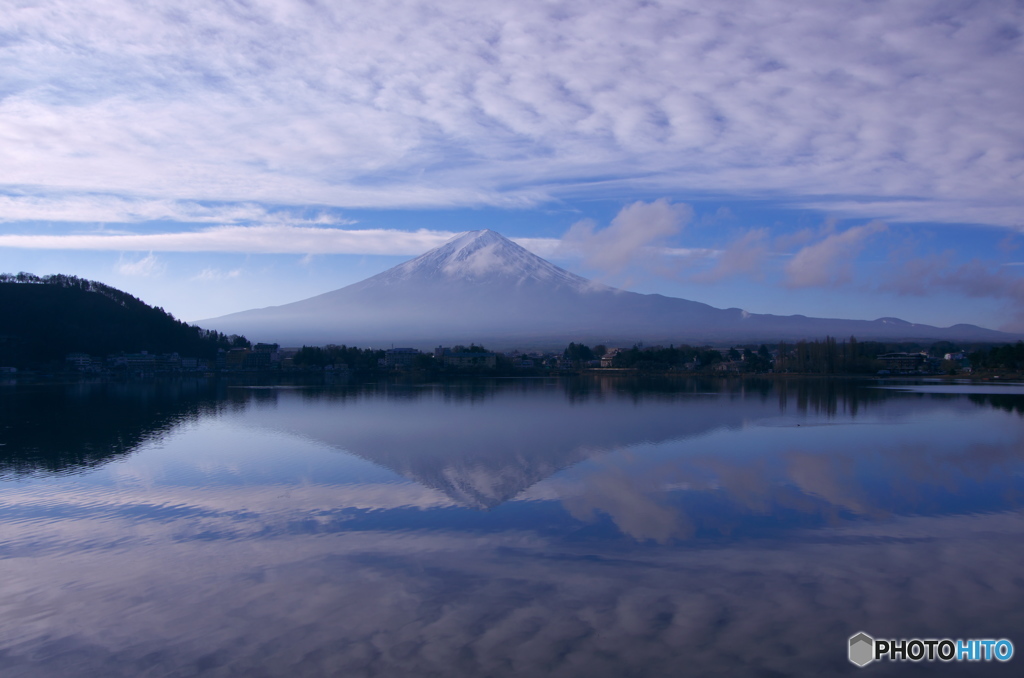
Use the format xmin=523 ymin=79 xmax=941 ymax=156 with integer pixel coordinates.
xmin=600 ymin=349 xmax=624 ymax=368
xmin=63 ymin=351 xmax=212 ymax=373
xmin=385 ymin=347 xmax=421 ymax=369
xmin=115 ymin=352 xmax=157 ymax=371
xmin=876 ymin=352 xmax=928 ymax=373
xmin=220 ymin=345 xmax=282 ymax=370
xmin=441 ymin=351 xmax=497 ymax=369
xmin=225 ymin=348 xmax=249 ymax=370
xmin=432 ymin=346 xmax=498 ymax=369
xmin=65 ymin=352 xmax=93 ymax=370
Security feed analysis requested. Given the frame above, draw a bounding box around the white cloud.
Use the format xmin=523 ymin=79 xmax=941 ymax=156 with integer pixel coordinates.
xmin=116 ymin=252 xmax=164 ymax=277
xmin=560 ymin=199 xmax=693 ymax=273
xmin=692 ymin=228 xmax=770 ymax=282
xmin=0 ymin=1 xmax=1021 ymax=225
xmin=880 ymin=254 xmax=1024 ymax=332
xmin=785 ymin=221 xmax=887 ymax=288
xmin=697 ymin=207 xmax=737 ymax=228
xmin=193 ymin=267 xmax=242 ymax=281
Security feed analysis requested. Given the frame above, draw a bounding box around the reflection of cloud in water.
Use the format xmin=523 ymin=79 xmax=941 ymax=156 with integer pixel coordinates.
xmin=563 ymin=468 xmax=694 ymax=543
xmin=1 ymin=496 xmax=1022 ymax=677
xmin=785 ymin=452 xmax=882 ymax=518
xmin=3 ymin=378 xmax=1023 ymax=675
xmin=543 ymin=423 xmax=1024 ymax=542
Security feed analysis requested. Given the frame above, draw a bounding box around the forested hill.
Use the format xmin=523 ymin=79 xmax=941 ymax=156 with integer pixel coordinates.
xmin=0 ymin=273 xmax=247 ymax=368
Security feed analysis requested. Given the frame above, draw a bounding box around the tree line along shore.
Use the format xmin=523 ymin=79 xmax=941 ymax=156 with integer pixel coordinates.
xmin=7 ymin=338 xmax=1022 ymax=380
xmin=2 ymin=273 xmax=1021 ymax=378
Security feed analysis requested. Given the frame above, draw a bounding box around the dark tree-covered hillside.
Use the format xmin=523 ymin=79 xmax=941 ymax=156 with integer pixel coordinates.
xmin=0 ymin=273 xmax=247 ymax=367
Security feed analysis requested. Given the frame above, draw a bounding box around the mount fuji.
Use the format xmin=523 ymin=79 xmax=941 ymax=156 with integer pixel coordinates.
xmin=199 ymin=230 xmax=1014 ymax=347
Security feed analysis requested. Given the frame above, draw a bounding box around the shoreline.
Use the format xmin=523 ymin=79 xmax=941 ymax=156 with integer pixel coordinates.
xmin=3 ymin=369 xmax=1022 ymax=387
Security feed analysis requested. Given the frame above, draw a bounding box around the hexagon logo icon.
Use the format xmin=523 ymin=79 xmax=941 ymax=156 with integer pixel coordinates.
xmin=849 ymin=632 xmax=875 ymax=667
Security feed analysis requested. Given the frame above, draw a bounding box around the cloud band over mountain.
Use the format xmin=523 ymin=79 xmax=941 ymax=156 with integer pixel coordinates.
xmin=2 ymin=0 xmax=1023 ymax=225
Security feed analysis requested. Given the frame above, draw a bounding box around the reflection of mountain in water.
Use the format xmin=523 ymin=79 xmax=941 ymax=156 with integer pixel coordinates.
xmin=239 ymin=380 xmax=750 ymax=508
xmin=0 ymin=380 xmax=227 ymax=476
xmin=5 ymin=377 xmax=1021 ymax=512
xmin=237 ymin=377 xmax=943 ymax=509
xmin=406 ymin=446 xmax=587 ymax=509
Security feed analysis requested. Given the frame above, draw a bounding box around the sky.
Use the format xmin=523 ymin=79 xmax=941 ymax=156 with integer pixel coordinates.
xmin=1 ymin=0 xmax=1023 ymax=332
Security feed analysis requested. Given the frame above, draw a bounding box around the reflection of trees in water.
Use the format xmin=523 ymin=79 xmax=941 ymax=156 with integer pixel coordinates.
xmin=5 ymin=376 xmax=1018 ymax=479
xmin=258 ymin=375 xmax=955 ymax=419
xmin=300 ymin=378 xmax=569 ymax=406
xmin=968 ymin=393 xmax=1024 ymax=416
xmin=773 ymin=378 xmax=898 ymax=418
xmin=0 ymin=380 xmax=227 ymax=477
xmin=595 ymin=375 xmax=896 ymax=418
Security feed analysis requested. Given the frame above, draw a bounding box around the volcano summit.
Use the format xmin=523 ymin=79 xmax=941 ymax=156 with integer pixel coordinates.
xmin=199 ymin=230 xmax=1013 ymax=347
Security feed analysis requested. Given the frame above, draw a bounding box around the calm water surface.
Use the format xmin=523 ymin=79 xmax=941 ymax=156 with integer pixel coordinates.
xmin=1 ymin=376 xmax=1022 ymax=677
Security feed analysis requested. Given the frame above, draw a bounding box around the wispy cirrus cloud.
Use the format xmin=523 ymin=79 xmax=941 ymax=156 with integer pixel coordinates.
xmin=0 ymin=218 xmax=717 ymax=263
xmin=0 ymin=225 xmax=459 ymax=255
xmin=0 ymin=194 xmax=356 ymax=226
xmin=0 ymin=224 xmax=595 ymax=260
xmin=0 ymin=1 xmax=1022 ymax=225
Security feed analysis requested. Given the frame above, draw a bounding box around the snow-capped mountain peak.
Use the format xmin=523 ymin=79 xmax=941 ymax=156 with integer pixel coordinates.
xmin=356 ymin=229 xmax=592 ymax=290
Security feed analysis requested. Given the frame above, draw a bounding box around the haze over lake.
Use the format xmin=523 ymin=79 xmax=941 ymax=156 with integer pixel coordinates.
xmin=1 ymin=376 xmax=1021 ymax=677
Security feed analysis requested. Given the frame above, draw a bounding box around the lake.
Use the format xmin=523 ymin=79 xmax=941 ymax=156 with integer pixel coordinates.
xmin=1 ymin=376 xmax=1022 ymax=677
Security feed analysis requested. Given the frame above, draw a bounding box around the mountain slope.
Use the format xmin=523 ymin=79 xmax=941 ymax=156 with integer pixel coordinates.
xmin=199 ymin=230 xmax=1016 ymax=346
xmin=0 ymin=274 xmax=245 ymax=367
